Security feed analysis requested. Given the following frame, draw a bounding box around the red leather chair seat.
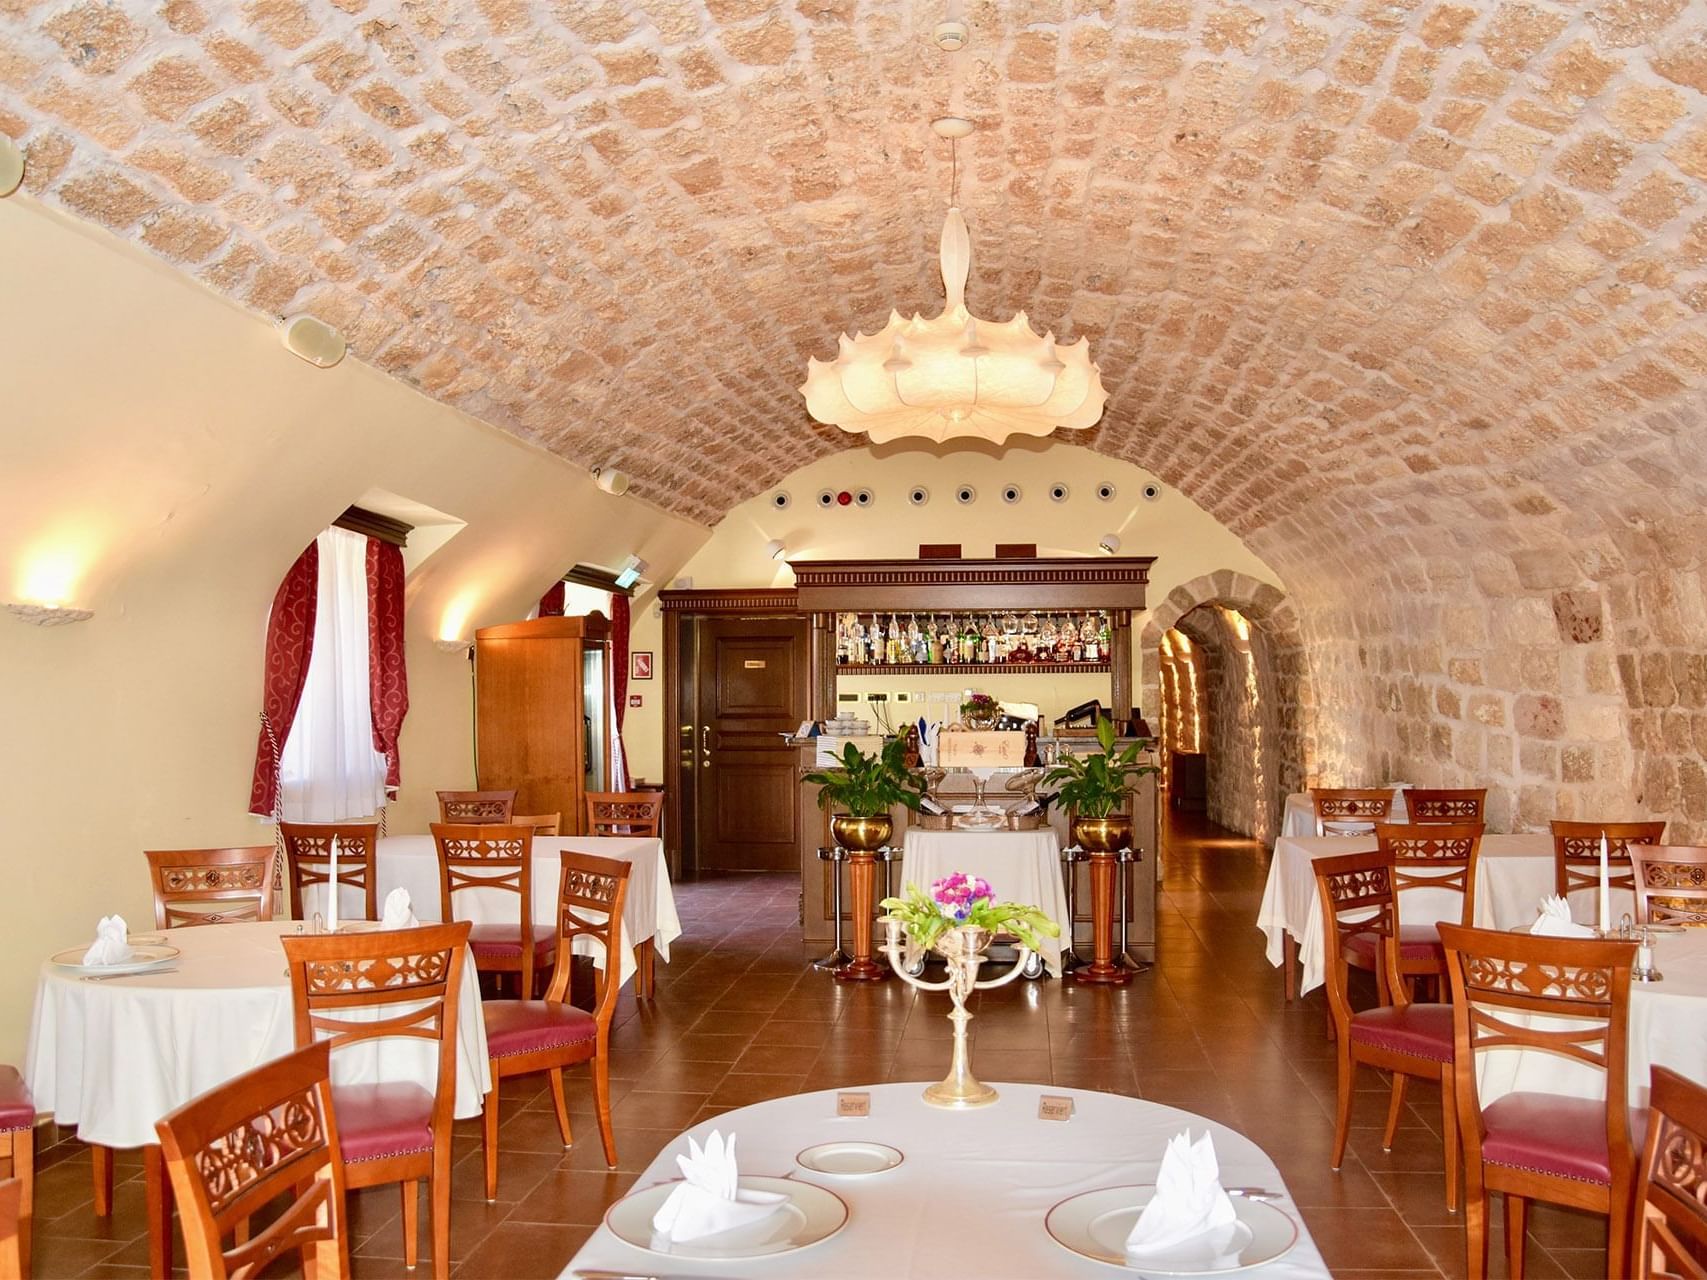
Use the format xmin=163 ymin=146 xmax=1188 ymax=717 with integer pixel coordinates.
xmin=1347 ymin=1003 xmax=1454 ymax=1063
xmin=1480 ymin=1092 xmax=1647 ymax=1185
xmin=1345 ymin=924 xmax=1444 ymax=966
xmin=485 ymin=1001 xmax=598 ymax=1060
xmin=468 ymin=925 xmax=557 ymax=965
xmin=0 ymin=1065 xmax=32 ymax=1133
xmin=332 ymin=1082 xmax=435 ymax=1164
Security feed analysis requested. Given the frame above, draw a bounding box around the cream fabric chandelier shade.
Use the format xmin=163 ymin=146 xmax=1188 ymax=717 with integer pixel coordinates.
xmin=801 ymin=207 xmax=1107 ymax=445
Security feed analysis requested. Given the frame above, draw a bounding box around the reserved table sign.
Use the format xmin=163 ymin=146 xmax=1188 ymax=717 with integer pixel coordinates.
xmin=837 ymin=1091 xmax=871 ymax=1117
xmin=1038 ymin=1095 xmax=1076 ymax=1121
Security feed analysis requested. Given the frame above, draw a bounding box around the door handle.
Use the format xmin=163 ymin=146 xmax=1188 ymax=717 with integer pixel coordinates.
xmin=701 ymin=725 xmax=711 ymax=769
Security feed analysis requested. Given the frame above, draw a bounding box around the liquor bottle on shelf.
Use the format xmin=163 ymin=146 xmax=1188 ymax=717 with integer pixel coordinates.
xmin=929 ymin=620 xmax=944 ymax=665
xmin=887 ymin=613 xmax=904 ymax=665
xmin=868 ymin=615 xmax=883 ymax=665
xmin=961 ymin=617 xmax=979 ymax=664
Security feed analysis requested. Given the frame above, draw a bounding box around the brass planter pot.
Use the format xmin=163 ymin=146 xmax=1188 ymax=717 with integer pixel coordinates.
xmin=1072 ymin=814 xmax=1133 ymax=853
xmin=830 ymin=813 xmax=893 ymax=852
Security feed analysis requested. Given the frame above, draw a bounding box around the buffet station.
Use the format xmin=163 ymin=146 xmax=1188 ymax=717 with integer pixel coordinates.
xmin=787 ymin=555 xmax=1160 ymax=983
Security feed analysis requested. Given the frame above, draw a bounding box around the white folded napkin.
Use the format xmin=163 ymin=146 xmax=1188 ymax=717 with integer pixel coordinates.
xmin=1530 ymin=895 xmax=1595 ymax=938
xmin=651 ymin=1131 xmax=787 ymax=1244
xmin=82 ymin=915 xmax=134 ymax=966
xmin=380 ymin=888 xmax=419 ymax=930
xmin=1127 ymin=1131 xmax=1239 ymax=1259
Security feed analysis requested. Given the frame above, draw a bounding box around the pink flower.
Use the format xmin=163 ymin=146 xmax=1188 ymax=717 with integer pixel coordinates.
xmin=931 ymin=872 xmax=994 ymax=920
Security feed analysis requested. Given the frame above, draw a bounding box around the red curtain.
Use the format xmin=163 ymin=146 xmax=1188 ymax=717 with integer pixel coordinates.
xmin=366 ymin=538 xmax=409 ymax=791
xmin=611 ymin=592 xmax=631 ymax=786
xmin=538 ymin=582 xmax=566 ymax=616
xmin=248 ymin=541 xmax=319 ymax=816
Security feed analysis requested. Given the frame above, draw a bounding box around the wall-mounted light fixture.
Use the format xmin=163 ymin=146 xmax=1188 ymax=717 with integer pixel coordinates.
xmin=593 ymin=467 xmax=630 ymax=495
xmin=0 ymin=135 xmax=24 ymax=198
xmin=6 ymin=602 xmax=93 ymax=626
xmin=432 ymin=637 xmax=473 ymax=654
xmin=613 ymin=555 xmax=649 ymax=589
xmin=763 ymin=538 xmax=787 ymax=561
xmin=1098 ymin=533 xmax=1121 ymax=554
xmin=279 ymin=315 xmax=347 ymax=368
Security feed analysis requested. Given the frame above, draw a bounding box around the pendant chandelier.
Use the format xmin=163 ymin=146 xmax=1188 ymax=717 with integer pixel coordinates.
xmin=800 ymin=119 xmax=1107 ymax=446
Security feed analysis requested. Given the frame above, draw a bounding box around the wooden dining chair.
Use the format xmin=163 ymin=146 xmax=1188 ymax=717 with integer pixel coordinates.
xmin=1629 ymin=845 xmax=1707 ymax=927
xmin=1438 ymin=922 xmax=1639 ymax=1280
xmin=153 ymin=1040 xmax=348 ymax=1280
xmin=1362 ymin=822 xmax=1484 ymax=998
xmin=1632 ymin=1066 xmax=1707 ymax=1279
xmin=1310 ymin=788 xmax=1395 ymax=836
xmin=0 ymin=1179 xmax=19 ymax=1280
xmin=1406 ymin=788 xmax=1488 ymax=823
xmin=1551 ymin=819 xmax=1668 ymax=902
xmin=482 ymin=852 xmax=632 ymax=1199
xmin=280 ymin=822 xmax=380 ymax=922
xmin=0 ymin=1068 xmax=31 ymax=1278
xmin=585 ymin=792 xmax=663 ymax=838
xmin=282 ymin=922 xmax=469 ymax=1280
xmin=145 ymin=847 xmax=277 ymax=928
xmin=431 ymin=823 xmax=553 ymax=998
xmin=435 ymin=789 xmax=516 ymax=824
xmin=512 ymin=813 xmax=561 ymax=837
xmin=1315 ymin=849 xmax=1460 ymax=1212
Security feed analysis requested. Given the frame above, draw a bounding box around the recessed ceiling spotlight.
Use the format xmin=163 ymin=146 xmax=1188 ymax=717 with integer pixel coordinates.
xmin=1095 ymin=482 xmax=1117 ymax=502
xmin=854 ymin=488 xmax=874 ymax=507
xmin=1001 ymin=484 xmax=1022 ymax=504
xmin=956 ymin=485 xmax=977 ymax=505
xmin=817 ymin=489 xmax=837 ymax=508
xmin=771 ymin=491 xmax=791 ymax=510
xmin=1048 ymin=483 xmax=1070 ymax=502
xmin=908 ymin=486 xmax=930 ymax=506
xmin=1141 ymin=483 xmax=1163 ymax=502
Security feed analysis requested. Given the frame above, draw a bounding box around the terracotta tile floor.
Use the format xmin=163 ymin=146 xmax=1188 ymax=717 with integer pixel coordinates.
xmin=32 ymin=812 xmax=1608 ymax=1278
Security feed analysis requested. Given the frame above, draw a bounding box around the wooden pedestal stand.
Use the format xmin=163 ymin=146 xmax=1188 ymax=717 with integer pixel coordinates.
xmin=835 ymin=849 xmax=890 ymax=982
xmin=1071 ymin=848 xmax=1133 ymax=986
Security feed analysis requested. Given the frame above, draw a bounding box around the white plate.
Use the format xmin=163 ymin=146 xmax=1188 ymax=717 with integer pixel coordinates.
xmin=1045 ymin=1185 xmax=1298 ymax=1274
xmin=51 ymin=943 xmax=181 ymax=976
xmin=605 ymin=1175 xmax=847 ymax=1260
xmin=795 ymin=1140 xmax=904 ymax=1176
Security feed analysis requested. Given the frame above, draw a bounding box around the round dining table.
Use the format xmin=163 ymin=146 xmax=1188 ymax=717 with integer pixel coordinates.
xmin=25 ymin=921 xmax=490 ymax=1276
xmin=563 ymin=1081 xmax=1331 ymax=1278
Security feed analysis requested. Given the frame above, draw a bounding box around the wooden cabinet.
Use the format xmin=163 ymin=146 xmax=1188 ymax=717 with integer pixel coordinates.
xmin=474 ymin=614 xmax=611 ymax=836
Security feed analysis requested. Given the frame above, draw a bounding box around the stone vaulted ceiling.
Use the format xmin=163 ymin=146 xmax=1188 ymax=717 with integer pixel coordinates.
xmin=3 ymin=0 xmax=1707 ymax=540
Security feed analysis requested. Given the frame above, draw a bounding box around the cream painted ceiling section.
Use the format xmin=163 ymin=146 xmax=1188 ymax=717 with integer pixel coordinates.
xmin=3 ymin=0 xmax=1705 ymax=537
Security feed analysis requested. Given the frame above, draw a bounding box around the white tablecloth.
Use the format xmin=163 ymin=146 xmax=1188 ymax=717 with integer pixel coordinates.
xmin=1474 ymin=928 xmax=1707 ymax=1109
xmin=360 ymin=835 xmax=681 ymax=993
xmin=24 ymin=922 xmax=489 ymax=1149
xmin=1256 ymin=833 xmax=1561 ymax=995
xmin=1280 ymin=788 xmax=1409 ymax=838
xmin=899 ymin=829 xmax=1068 ymax=976
xmin=563 ymin=1082 xmax=1330 ymax=1279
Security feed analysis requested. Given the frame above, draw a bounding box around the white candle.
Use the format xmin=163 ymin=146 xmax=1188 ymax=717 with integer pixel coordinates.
xmin=1597 ymin=833 xmax=1611 ymax=935
xmin=326 ymin=832 xmax=339 ymax=935
xmin=1638 ymin=940 xmax=1654 ymax=972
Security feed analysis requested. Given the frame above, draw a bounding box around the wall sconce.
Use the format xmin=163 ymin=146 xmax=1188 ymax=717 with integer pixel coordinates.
xmin=764 ymin=538 xmax=787 ymax=561
xmin=279 ymin=315 xmax=347 ymax=368
xmin=433 ymin=638 xmax=473 ymax=654
xmin=0 ymin=135 xmax=23 ymax=198
xmin=613 ymin=555 xmax=648 ymax=589
xmin=593 ymin=467 xmax=630 ymax=495
xmin=1098 ymin=533 xmax=1121 ymax=554
xmin=6 ymin=602 xmax=94 ymax=626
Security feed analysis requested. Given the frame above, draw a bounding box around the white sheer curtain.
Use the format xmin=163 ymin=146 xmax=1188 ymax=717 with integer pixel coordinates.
xmin=278 ymin=527 xmax=389 ymax=821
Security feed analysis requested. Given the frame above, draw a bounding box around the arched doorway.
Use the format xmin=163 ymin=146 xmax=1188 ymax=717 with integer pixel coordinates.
xmin=1141 ymin=572 xmax=1314 ymax=844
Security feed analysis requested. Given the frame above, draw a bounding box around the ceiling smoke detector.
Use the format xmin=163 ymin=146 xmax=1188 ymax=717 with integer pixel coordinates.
xmin=934 ymin=19 xmax=969 ymax=51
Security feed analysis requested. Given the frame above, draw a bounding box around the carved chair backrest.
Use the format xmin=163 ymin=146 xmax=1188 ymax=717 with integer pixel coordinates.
xmin=1374 ymin=822 xmax=1485 ymax=932
xmin=1311 ymin=788 xmax=1396 ymax=836
xmin=153 ymin=1040 xmax=347 ymax=1280
xmin=146 ymin=847 xmax=278 ymax=929
xmin=435 ymin=790 xmax=516 ymax=824
xmin=1438 ymin=922 xmax=1635 ymax=1191
xmin=542 ymin=853 xmax=632 ymax=1025
xmin=512 ymin=813 xmax=561 ymax=837
xmin=1630 ymin=845 xmax=1707 ymax=928
xmin=279 ymin=823 xmax=380 ymax=922
xmin=586 ymin=792 xmax=662 ymax=838
xmin=1551 ymin=820 xmax=1668 ymax=898
xmin=1312 ymin=849 xmax=1405 ymax=1038
xmin=1634 ymin=1065 xmax=1707 ymax=1279
xmin=1405 ymin=788 xmax=1487 ymax=823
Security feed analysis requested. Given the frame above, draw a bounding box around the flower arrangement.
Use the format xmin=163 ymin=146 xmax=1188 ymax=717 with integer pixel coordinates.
xmin=881 ymin=872 xmax=1061 ymax=955
xmin=959 ymin=692 xmax=999 ymax=720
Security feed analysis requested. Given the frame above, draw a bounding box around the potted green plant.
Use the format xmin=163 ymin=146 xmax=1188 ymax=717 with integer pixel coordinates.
xmin=1041 ymin=714 xmax=1158 ymax=851
xmin=804 ymin=736 xmax=923 ymax=851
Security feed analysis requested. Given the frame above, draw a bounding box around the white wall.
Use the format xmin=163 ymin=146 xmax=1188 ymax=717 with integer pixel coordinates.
xmin=623 ymin=443 xmax=1281 ymax=777
xmin=0 ymin=196 xmax=709 ymax=1061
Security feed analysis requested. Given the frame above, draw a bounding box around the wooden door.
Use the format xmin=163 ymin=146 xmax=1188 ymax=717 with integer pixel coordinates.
xmin=693 ymin=617 xmax=808 ymax=871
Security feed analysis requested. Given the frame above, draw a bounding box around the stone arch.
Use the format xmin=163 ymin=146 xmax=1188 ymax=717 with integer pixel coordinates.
xmin=1140 ymin=570 xmax=1315 ymax=843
